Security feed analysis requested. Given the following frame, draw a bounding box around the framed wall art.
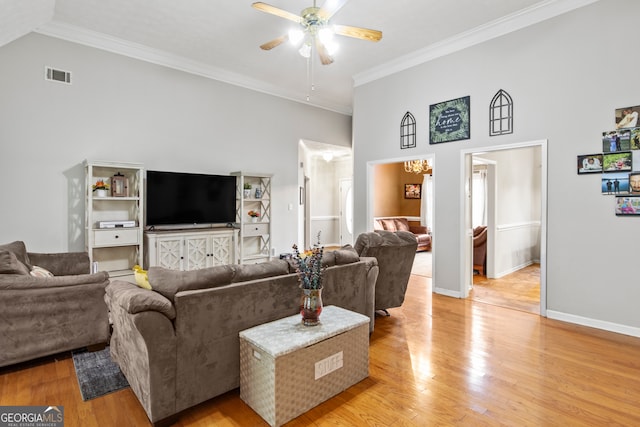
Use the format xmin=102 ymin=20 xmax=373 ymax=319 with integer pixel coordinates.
xmin=602 ymin=129 xmax=631 ymax=152
xmin=404 ymin=184 xmax=421 ymax=199
xmin=615 ymin=196 xmax=640 ymax=215
xmin=601 ymin=172 xmax=629 ymax=195
xmin=577 ymin=154 xmax=603 ymax=174
xmin=603 ymin=151 xmax=632 ymax=172
xmin=429 ymin=96 xmax=470 ymax=144
xmin=615 ymin=105 xmax=640 ymax=129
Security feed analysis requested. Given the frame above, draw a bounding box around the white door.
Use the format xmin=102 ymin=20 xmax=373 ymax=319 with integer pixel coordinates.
xmin=339 ymin=178 xmax=354 ymax=246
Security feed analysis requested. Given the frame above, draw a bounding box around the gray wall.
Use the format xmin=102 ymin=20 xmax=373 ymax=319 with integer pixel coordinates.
xmin=353 ymin=0 xmax=640 ymax=335
xmin=0 ymin=33 xmax=351 ymax=256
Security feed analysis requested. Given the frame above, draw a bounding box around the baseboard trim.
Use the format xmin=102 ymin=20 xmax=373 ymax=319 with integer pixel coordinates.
xmin=546 ymin=310 xmax=640 ymax=338
xmin=434 ymin=287 xmax=462 ymax=298
xmin=494 ymin=260 xmax=534 ymax=279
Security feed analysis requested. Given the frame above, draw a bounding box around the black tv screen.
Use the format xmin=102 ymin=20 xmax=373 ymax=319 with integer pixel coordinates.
xmin=146 ymin=170 xmax=236 ymax=226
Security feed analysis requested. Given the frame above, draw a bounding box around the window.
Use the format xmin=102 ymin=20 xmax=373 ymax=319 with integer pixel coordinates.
xmin=400 ymin=112 xmax=416 ymax=149
xmin=489 ymin=89 xmax=513 ymax=136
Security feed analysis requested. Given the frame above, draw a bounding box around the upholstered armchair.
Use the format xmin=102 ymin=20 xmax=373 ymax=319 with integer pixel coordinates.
xmin=354 ymin=230 xmax=418 ymax=315
xmin=473 ymin=226 xmax=488 ymax=276
xmin=0 ymin=241 xmax=110 ymax=367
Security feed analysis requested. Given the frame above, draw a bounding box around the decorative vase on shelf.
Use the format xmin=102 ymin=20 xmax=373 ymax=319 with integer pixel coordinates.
xmin=243 ymin=189 xmax=251 ymax=198
xmin=250 ymin=217 xmax=258 ymax=223
xmin=300 ymin=287 xmax=323 ymax=326
xmin=95 ymin=189 xmax=108 ymax=198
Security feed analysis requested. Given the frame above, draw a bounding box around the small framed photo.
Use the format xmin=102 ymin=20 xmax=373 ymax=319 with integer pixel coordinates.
xmin=577 ymin=154 xmax=603 ymax=174
xmin=630 ymin=128 xmax=640 ymax=150
xmin=111 ymin=173 xmax=127 ymax=197
xmin=615 ymin=196 xmax=640 ymax=215
xmin=603 ymin=151 xmax=632 ymax=172
xmin=602 ymin=172 xmax=629 ymax=195
xmin=404 ymin=184 xmax=422 ymax=199
xmin=629 ymin=172 xmax=640 ymax=194
xmin=602 ymin=129 xmax=631 ymax=152
xmin=615 ymin=105 xmax=640 ymax=129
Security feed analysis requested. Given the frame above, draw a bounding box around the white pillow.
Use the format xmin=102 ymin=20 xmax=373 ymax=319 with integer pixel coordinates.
xmin=30 ymin=265 xmax=54 ymax=277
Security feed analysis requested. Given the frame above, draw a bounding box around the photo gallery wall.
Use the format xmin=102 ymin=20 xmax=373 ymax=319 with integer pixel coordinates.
xmin=578 ymin=105 xmax=640 ymax=215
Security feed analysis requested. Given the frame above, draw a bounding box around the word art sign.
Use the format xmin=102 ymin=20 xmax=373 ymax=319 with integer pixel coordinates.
xmin=429 ymin=96 xmax=471 ymax=144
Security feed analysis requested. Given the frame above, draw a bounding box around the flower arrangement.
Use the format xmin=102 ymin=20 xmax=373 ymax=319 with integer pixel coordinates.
xmin=292 ymin=242 xmax=324 ymax=290
xmin=247 ymin=210 xmax=260 ymax=218
xmin=92 ymin=179 xmax=110 ymax=192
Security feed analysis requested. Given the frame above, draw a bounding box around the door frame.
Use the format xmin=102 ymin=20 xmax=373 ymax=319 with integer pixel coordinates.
xmin=460 ymin=139 xmax=548 ymax=316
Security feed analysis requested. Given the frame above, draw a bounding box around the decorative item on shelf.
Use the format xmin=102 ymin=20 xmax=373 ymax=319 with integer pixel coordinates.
xmin=92 ymin=179 xmax=110 ymax=198
xmin=244 ymin=183 xmax=252 ymax=198
xmin=111 ymin=172 xmax=127 ymax=197
xmin=248 ymin=210 xmax=260 ymax=223
xmin=254 ymin=187 xmax=262 ymax=199
xmin=292 ymin=233 xmax=324 ymax=326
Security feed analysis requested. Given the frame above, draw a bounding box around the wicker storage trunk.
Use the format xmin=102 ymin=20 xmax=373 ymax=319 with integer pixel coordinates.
xmin=239 ymin=306 xmax=369 ymax=427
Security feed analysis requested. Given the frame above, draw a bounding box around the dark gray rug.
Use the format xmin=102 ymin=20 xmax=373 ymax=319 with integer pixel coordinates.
xmin=72 ymin=346 xmax=129 ymax=401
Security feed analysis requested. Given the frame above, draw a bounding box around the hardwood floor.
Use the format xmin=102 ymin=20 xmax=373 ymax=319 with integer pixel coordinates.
xmin=2 ymin=273 xmax=639 ymax=426
xmin=471 ymin=264 xmax=541 ymax=314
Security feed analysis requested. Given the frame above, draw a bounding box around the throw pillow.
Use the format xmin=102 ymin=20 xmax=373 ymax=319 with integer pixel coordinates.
xmin=334 ymin=245 xmax=360 ymax=265
xmin=133 ymin=265 xmax=152 ymax=290
xmin=0 ymin=250 xmax=31 ymax=275
xmin=0 ymin=241 xmax=31 ymax=268
xmin=30 ymin=265 xmax=54 ymax=277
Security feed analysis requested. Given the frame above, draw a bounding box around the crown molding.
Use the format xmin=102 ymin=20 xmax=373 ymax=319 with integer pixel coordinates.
xmin=33 ymin=21 xmax=352 ymax=116
xmin=353 ymin=0 xmax=600 ymax=87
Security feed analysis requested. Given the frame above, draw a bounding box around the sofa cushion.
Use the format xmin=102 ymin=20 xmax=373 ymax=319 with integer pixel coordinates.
xmin=231 ymin=260 xmax=290 ymax=283
xmin=108 ymin=280 xmax=175 ymax=320
xmin=334 ymin=245 xmax=360 ymax=265
xmin=0 ymin=241 xmax=30 ymax=268
xmin=380 ymin=219 xmax=398 ymax=231
xmin=30 ymin=265 xmax=54 ymax=277
xmin=148 ymin=264 xmax=235 ymax=301
xmin=0 ymin=250 xmax=31 ymax=275
xmin=393 ymin=218 xmax=411 ymax=232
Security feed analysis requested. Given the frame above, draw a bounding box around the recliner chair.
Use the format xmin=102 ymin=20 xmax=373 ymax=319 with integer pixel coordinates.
xmin=354 ymin=230 xmax=417 ymax=315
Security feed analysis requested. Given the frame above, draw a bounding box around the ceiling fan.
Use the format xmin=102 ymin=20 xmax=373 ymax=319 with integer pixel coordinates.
xmin=252 ymin=0 xmax=382 ymax=65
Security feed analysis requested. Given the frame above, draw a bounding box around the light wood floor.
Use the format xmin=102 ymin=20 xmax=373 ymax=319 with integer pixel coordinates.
xmin=471 ymin=264 xmax=541 ymax=315
xmin=2 ymin=273 xmax=640 ymax=426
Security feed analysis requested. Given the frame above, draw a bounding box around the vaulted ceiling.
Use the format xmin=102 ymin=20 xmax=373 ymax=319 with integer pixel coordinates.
xmin=0 ymin=0 xmax=597 ymax=114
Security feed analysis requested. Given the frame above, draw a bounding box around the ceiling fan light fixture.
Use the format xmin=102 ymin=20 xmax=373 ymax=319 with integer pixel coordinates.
xmin=288 ymin=28 xmax=304 ymax=46
xmin=318 ymin=26 xmax=335 ymax=44
xmin=324 ymin=40 xmax=339 ymax=56
xmin=299 ymin=43 xmax=312 ymax=58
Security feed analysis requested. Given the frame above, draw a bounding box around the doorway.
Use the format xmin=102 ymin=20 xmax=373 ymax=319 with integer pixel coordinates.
xmin=461 ymin=140 xmax=547 ymax=315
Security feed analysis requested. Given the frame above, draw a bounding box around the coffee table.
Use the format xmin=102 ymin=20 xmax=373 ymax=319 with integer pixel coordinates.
xmin=239 ymin=305 xmax=370 ymax=427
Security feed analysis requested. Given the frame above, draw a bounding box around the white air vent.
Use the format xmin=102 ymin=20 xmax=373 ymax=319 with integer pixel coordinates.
xmin=45 ymin=66 xmax=71 ymax=84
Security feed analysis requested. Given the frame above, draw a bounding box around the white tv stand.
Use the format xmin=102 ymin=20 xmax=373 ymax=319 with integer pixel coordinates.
xmin=144 ymin=227 xmax=238 ymax=271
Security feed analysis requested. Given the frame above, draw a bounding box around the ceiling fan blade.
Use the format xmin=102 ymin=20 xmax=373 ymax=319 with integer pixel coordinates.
xmin=315 ymin=38 xmax=334 ymax=65
xmin=317 ymin=0 xmax=349 ymax=20
xmin=260 ymin=34 xmax=289 ymax=50
xmin=252 ymin=2 xmax=303 ymax=23
xmin=334 ymin=24 xmax=382 ymax=42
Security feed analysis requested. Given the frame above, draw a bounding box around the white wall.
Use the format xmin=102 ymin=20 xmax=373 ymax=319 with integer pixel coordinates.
xmin=478 ymin=146 xmax=541 ymax=276
xmin=353 ymin=0 xmax=640 ymax=334
xmin=309 ymin=156 xmax=352 ymax=246
xmin=0 ymin=33 xmax=351 ymax=256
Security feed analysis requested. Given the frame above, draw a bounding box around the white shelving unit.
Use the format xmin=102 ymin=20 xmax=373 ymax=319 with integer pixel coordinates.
xmin=84 ymin=160 xmax=144 ymax=278
xmin=232 ymin=172 xmax=272 ymax=264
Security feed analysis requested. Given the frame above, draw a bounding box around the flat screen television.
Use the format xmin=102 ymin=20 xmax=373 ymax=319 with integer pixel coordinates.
xmin=146 ymin=170 xmax=236 ymax=226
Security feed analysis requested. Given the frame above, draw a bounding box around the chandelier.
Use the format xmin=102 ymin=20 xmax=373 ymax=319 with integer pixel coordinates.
xmin=404 ymin=160 xmax=430 ymax=174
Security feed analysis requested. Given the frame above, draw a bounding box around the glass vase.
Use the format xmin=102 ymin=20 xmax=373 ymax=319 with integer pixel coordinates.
xmin=300 ymin=287 xmax=323 ymax=326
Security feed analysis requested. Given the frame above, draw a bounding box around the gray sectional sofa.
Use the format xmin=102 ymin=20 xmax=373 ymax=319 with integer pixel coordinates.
xmin=0 ymin=241 xmax=110 ymax=368
xmin=105 ymin=246 xmax=379 ymax=426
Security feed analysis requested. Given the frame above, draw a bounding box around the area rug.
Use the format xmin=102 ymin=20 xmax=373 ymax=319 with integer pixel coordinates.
xmin=72 ymin=346 xmax=129 ymax=401
xmin=411 ymin=251 xmax=432 ymax=278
